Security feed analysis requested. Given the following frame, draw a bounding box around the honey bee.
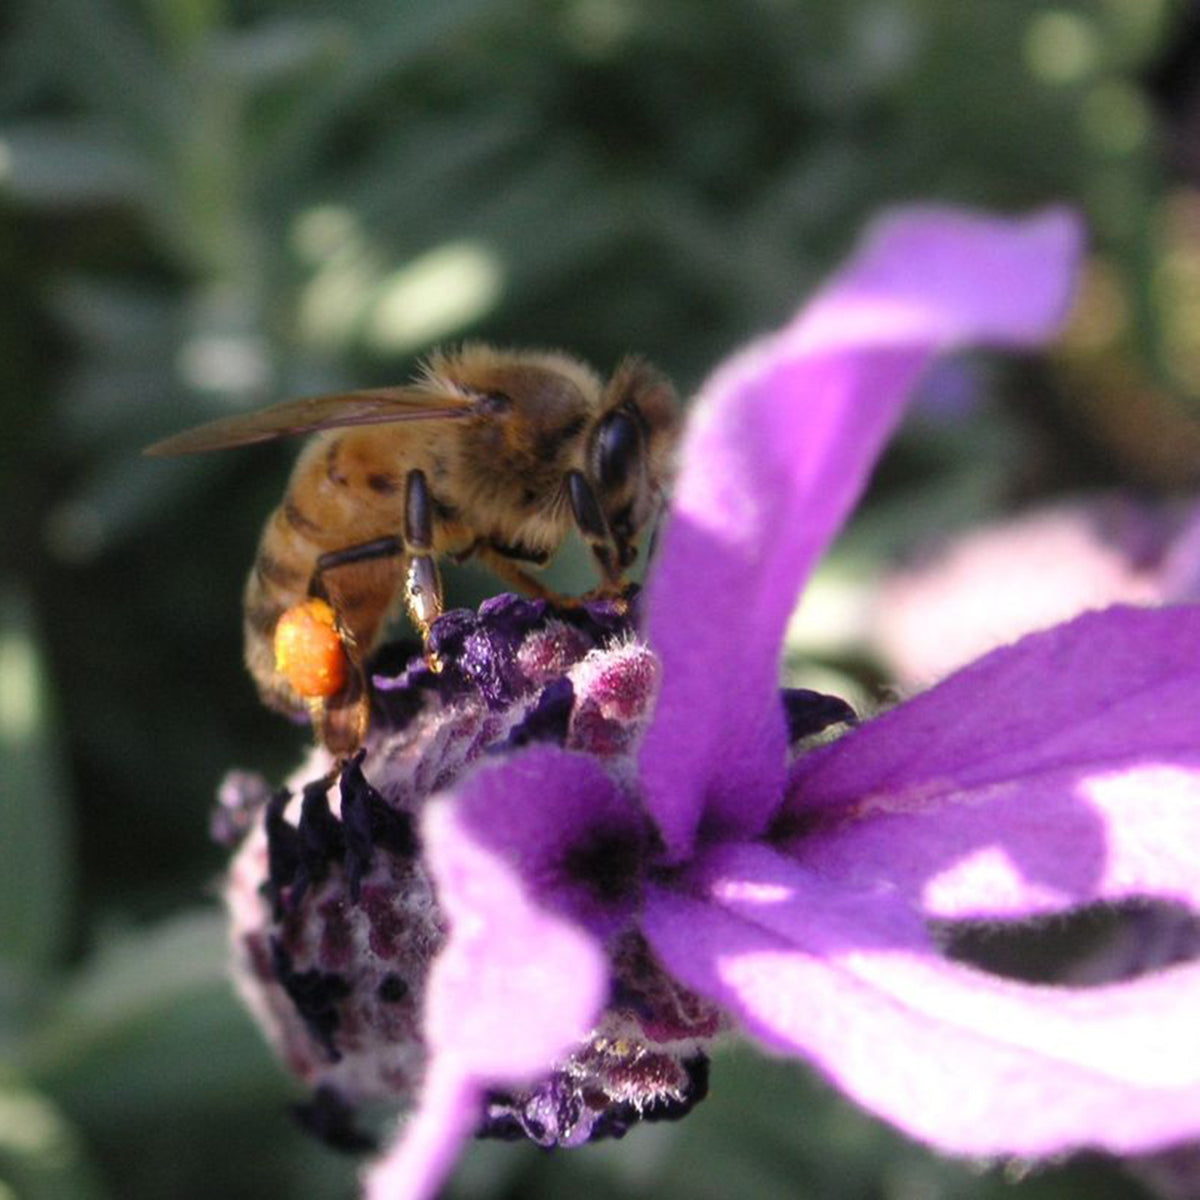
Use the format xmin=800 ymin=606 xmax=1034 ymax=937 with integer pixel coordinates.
xmin=144 ymin=345 xmax=680 ymax=756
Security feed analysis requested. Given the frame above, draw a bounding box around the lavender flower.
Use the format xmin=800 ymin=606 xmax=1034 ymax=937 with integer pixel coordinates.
xmin=869 ymin=493 xmax=1200 ymax=688
xmin=225 ymin=207 xmax=1200 ymax=1200
xmin=225 ymin=598 xmax=720 ymax=1143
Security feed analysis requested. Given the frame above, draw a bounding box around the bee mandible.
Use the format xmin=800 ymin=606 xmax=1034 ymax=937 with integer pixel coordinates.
xmin=144 ymin=345 xmax=680 ymax=756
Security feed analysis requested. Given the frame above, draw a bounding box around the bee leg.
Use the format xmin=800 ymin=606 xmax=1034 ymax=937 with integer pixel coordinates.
xmin=404 ymin=469 xmax=445 ymax=671
xmin=473 ymin=546 xmax=580 ymax=608
xmin=310 ymin=536 xmax=405 ymax=589
xmin=305 ymin=536 xmax=406 ymax=757
xmin=566 ymin=470 xmax=628 ymax=603
xmin=472 ymin=546 xmax=634 ymax=618
xmin=448 ymin=537 xmax=485 ymax=565
xmin=312 ymin=681 xmax=370 ymax=762
xmin=644 ymin=491 xmax=668 ymax=566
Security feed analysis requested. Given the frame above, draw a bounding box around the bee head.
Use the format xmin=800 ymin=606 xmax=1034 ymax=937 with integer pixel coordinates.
xmin=588 ymin=359 xmax=680 ymax=570
xmin=422 ymin=344 xmax=680 ymax=584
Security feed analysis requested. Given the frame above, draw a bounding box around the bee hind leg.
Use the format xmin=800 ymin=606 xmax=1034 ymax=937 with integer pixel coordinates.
xmin=310 ymin=536 xmax=405 ymax=590
xmin=311 ymin=674 xmax=370 ymax=761
xmin=304 ymin=535 xmax=406 ymax=755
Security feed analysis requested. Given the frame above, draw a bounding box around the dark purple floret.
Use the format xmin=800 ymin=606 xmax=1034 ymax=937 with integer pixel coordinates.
xmin=341 ymin=752 xmax=419 ymax=901
xmin=477 ymin=592 xmax=551 ymax=635
xmin=370 ymin=592 xmax=638 ymax=720
xmin=421 ymin=599 xmax=548 ymax=709
xmin=373 ymin=599 xmax=550 ymax=711
xmin=270 ymin=938 xmax=351 ymax=1063
xmin=292 ymin=1085 xmax=377 ymax=1154
xmin=292 ymin=777 xmax=346 ymax=906
xmin=422 ymin=607 xmax=481 ymax=661
xmin=377 ymin=973 xmax=410 ymax=1004
xmin=780 ymin=687 xmax=857 ymax=743
xmin=263 ymin=788 xmax=301 ymax=919
xmin=211 ymin=769 xmax=273 ymax=847
xmin=500 ymin=677 xmax=576 ymax=750
xmin=588 ymin=1055 xmax=711 ymax=1141
xmin=459 ymin=616 xmax=543 ymax=708
xmin=477 ymin=1052 xmax=710 ymax=1148
xmin=556 ymin=593 xmax=638 ymax=639
xmin=478 ymin=1076 xmax=591 ymax=1147
xmin=370 ymin=610 xmax=493 ymax=710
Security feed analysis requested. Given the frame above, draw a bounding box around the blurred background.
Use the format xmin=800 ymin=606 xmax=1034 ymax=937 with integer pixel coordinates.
xmin=2 ymin=0 xmax=1199 ymax=1196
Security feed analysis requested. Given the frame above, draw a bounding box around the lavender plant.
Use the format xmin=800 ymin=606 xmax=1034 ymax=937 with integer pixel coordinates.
xmin=219 ymin=208 xmax=1200 ymax=1199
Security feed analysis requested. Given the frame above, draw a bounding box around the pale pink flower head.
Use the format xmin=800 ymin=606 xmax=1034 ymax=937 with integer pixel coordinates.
xmin=871 ymin=494 xmax=1200 ymax=688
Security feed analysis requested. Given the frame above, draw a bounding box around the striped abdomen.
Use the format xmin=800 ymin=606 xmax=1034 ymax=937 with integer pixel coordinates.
xmin=243 ymin=429 xmax=410 ymax=715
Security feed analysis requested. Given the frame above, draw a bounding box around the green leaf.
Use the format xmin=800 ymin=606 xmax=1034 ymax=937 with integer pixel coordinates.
xmin=0 ymin=1077 xmax=111 ymax=1200
xmin=259 ymin=0 xmax=510 ymax=190
xmin=0 ymin=120 xmax=152 ymax=208
xmin=38 ymin=0 xmax=183 ymax=158
xmin=211 ymin=18 xmax=352 ymax=93
xmin=22 ymin=910 xmax=229 ymax=1083
xmin=0 ymin=584 xmax=74 ymax=983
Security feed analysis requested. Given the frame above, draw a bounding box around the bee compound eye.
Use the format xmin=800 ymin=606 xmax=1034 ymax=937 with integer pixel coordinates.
xmin=594 ymin=410 xmax=641 ymax=491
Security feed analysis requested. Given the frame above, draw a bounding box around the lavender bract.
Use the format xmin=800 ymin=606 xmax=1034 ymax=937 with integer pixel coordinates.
xmin=223 ymin=207 xmax=1200 ymax=1200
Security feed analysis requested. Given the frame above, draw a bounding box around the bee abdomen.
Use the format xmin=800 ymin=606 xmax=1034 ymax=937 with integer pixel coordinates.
xmin=243 ymin=502 xmax=326 ymax=715
xmin=253 ymin=549 xmax=306 ymax=590
xmin=282 ymin=496 xmax=324 ymax=535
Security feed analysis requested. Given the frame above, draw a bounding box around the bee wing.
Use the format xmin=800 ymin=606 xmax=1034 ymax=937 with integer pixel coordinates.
xmin=143 ymin=387 xmax=474 ymax=456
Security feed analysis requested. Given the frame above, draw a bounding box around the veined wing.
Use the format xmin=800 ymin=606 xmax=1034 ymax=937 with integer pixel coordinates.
xmin=143 ymin=387 xmax=474 ymax=456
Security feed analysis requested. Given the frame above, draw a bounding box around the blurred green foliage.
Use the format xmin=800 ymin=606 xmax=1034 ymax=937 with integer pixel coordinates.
xmin=0 ymin=0 xmax=1192 ymax=1196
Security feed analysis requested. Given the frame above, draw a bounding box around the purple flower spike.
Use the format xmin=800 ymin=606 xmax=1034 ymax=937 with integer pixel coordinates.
xmin=228 ymin=207 xmax=1200 ymax=1199
xmin=353 ymin=206 xmax=1128 ymax=1199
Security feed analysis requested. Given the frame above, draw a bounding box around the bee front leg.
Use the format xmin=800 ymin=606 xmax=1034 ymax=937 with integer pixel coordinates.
xmin=566 ymin=470 xmax=627 ymax=602
xmin=403 ymin=469 xmax=445 ymax=670
xmin=474 ymin=546 xmax=580 ymax=608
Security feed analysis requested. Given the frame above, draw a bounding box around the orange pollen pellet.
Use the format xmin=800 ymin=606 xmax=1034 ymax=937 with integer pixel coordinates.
xmin=274 ymin=599 xmax=348 ymax=698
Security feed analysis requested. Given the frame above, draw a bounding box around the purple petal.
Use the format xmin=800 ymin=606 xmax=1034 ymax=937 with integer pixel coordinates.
xmin=783 ymin=606 xmax=1200 ymax=919
xmin=364 ymin=1067 xmax=479 ymax=1200
xmin=643 ymin=842 xmax=1200 ymax=1156
xmin=365 ymin=770 xmax=609 ymax=1200
xmin=444 ymin=745 xmax=643 ymax=935
xmin=640 ymin=207 xmax=1083 ymax=862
